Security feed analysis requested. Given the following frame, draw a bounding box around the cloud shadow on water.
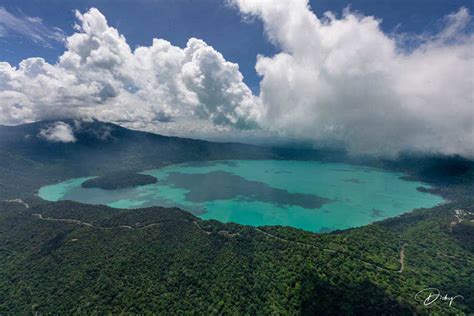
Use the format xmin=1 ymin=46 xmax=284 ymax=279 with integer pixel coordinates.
xmin=159 ymin=170 xmax=331 ymax=209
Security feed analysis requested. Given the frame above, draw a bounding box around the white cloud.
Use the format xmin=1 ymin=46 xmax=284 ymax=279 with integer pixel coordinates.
xmin=0 ymin=25 xmax=7 ymax=37
xmin=0 ymin=5 xmax=473 ymax=158
xmin=235 ymin=0 xmax=474 ymax=157
xmin=38 ymin=121 xmax=76 ymax=143
xmin=0 ymin=7 xmax=64 ymax=46
xmin=0 ymin=8 xmax=260 ymax=135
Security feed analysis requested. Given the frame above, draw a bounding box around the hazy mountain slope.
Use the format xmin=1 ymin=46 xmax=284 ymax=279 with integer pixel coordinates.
xmin=0 ymin=120 xmax=277 ymax=169
xmin=0 ymin=120 xmax=343 ymax=199
xmin=1 ymin=120 xmax=473 ymax=201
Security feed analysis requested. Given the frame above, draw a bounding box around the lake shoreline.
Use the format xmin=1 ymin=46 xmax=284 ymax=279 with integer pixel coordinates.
xmin=38 ymin=160 xmax=444 ymax=233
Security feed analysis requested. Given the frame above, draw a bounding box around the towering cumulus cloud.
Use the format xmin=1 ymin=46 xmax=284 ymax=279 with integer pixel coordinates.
xmin=235 ymin=0 xmax=474 ymax=157
xmin=0 ymin=8 xmax=259 ymax=132
xmin=0 ymin=4 xmax=473 ymax=157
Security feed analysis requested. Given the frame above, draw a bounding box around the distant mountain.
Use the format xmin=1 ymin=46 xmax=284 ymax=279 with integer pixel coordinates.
xmin=0 ymin=119 xmax=472 ymax=200
xmin=2 ymin=120 xmax=353 ymax=167
xmin=0 ymin=120 xmax=343 ymax=199
xmin=0 ymin=120 xmax=473 ymax=314
xmin=0 ymin=119 xmax=274 ymax=169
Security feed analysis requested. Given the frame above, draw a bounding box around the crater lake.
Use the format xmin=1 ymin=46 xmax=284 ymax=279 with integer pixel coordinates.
xmin=38 ymin=160 xmax=444 ymax=232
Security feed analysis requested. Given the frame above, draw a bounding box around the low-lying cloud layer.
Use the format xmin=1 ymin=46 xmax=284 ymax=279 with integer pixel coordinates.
xmin=236 ymin=0 xmax=474 ymax=157
xmin=38 ymin=121 xmax=76 ymax=143
xmin=0 ymin=2 xmax=473 ymax=157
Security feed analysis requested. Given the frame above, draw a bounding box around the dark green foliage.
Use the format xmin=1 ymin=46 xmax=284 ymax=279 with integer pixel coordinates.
xmin=0 ymin=200 xmax=472 ymax=314
xmin=0 ymin=120 xmax=473 ymax=314
xmin=81 ymin=172 xmax=157 ymax=190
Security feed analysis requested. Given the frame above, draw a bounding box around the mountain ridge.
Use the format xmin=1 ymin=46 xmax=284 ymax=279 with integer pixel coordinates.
xmin=0 ymin=120 xmax=473 ymax=314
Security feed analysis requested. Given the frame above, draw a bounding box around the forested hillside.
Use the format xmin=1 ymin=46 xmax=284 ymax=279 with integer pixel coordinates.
xmin=0 ymin=198 xmax=472 ymax=314
xmin=0 ymin=120 xmax=473 ymax=314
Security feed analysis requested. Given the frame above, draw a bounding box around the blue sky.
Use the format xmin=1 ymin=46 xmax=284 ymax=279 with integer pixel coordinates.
xmin=0 ymin=0 xmax=472 ymax=94
xmin=0 ymin=0 xmax=472 ymax=157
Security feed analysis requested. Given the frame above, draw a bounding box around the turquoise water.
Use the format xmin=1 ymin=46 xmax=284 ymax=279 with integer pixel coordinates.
xmin=38 ymin=160 xmax=444 ymax=232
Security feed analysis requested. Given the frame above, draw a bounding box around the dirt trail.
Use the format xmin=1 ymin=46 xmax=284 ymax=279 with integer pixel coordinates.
xmin=3 ymin=199 xmax=29 ymax=209
xmin=193 ymin=221 xmax=212 ymax=235
xmin=32 ymin=213 xmax=404 ymax=272
xmin=32 ymin=213 xmax=191 ymax=230
xmin=255 ymin=228 xmax=403 ymax=273
xmin=33 ymin=213 xmax=93 ymax=227
xmin=398 ymin=244 xmax=407 ymax=273
xmin=32 ymin=210 xmax=470 ymax=271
